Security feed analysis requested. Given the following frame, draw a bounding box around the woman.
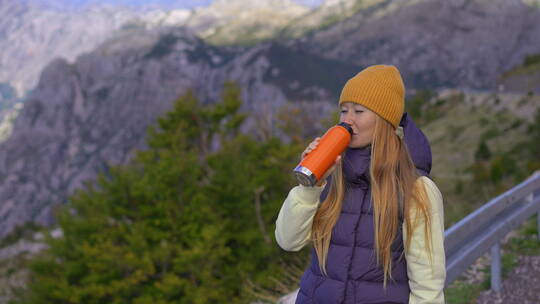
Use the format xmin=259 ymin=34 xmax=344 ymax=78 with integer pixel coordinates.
xmin=275 ymin=65 xmax=446 ymax=304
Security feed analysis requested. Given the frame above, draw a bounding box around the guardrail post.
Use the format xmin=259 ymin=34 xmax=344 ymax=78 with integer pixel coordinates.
xmin=490 ymin=242 xmax=501 ymax=292
xmin=537 ymin=211 xmax=540 ymax=241
xmin=531 ymin=193 xmax=540 ymax=241
xmin=526 ymin=193 xmax=539 ymax=241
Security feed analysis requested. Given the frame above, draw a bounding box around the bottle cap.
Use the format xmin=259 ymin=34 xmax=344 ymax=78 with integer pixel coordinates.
xmin=337 ymin=122 xmax=353 ymax=135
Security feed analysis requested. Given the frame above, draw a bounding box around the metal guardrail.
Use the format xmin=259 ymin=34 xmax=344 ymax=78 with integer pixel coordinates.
xmin=445 ymin=170 xmax=540 ymax=291
xmin=279 ymin=171 xmax=540 ymax=302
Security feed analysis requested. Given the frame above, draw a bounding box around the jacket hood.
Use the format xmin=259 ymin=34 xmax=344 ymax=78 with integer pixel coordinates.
xmin=400 ymin=112 xmax=432 ymax=177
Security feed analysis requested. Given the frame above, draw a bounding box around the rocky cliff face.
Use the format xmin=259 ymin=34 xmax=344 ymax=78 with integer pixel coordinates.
xmin=0 ymin=27 xmax=358 ymax=238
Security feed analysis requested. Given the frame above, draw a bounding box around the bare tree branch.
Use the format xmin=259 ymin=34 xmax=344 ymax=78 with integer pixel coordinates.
xmin=254 ymin=186 xmax=271 ymax=245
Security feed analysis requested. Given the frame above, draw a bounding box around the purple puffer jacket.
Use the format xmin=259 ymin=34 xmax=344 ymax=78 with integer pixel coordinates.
xmin=296 ymin=113 xmax=432 ymax=304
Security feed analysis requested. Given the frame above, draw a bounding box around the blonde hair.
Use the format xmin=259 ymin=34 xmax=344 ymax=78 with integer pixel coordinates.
xmin=311 ymin=115 xmax=433 ymax=287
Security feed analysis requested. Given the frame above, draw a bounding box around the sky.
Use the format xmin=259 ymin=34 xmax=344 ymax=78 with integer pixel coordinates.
xmin=30 ymin=0 xmax=326 ymax=10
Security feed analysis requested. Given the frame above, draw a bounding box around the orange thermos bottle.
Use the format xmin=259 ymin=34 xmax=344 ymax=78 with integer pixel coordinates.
xmin=294 ymin=122 xmax=353 ymax=186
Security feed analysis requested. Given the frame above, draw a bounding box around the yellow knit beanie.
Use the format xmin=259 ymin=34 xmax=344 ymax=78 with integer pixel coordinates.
xmin=339 ymin=64 xmax=405 ymax=129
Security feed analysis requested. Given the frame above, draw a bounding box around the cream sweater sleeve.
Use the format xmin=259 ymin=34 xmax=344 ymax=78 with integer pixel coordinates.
xmin=404 ymin=176 xmax=446 ymax=304
xmin=275 ymin=182 xmax=326 ymax=252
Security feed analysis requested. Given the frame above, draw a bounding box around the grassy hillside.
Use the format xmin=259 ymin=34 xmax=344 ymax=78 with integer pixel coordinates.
xmin=407 ymin=90 xmax=540 ymax=226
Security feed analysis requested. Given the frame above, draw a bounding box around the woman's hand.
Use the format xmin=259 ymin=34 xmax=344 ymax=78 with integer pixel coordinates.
xmin=301 ymin=137 xmax=342 ymax=187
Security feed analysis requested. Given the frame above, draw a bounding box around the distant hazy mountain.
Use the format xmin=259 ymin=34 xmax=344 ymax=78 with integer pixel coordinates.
xmin=0 ymin=0 xmax=191 ymax=97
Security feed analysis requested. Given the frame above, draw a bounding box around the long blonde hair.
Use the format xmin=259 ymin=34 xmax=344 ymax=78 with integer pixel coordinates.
xmin=311 ymin=115 xmax=433 ymax=287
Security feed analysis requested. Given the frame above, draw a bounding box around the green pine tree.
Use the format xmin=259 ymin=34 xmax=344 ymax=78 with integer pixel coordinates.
xmin=474 ymin=140 xmax=492 ymax=161
xmin=15 ymin=82 xmax=304 ymax=304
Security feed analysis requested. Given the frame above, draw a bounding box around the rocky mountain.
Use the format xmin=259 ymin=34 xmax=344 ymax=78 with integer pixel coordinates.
xmin=3 ymin=0 xmax=540 ymax=99
xmin=0 ymin=27 xmax=359 ymax=238
xmin=0 ymin=0 xmax=315 ymax=146
xmin=290 ymin=0 xmax=540 ymax=91
xmin=1 ymin=0 xmax=540 ymax=238
xmin=0 ymin=0 xmax=429 ymax=101
xmin=0 ymin=0 xmax=319 ymax=99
